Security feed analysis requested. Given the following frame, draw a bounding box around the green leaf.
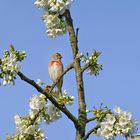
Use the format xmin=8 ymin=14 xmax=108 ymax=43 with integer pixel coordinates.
xmin=10 ymin=44 xmax=15 ymax=52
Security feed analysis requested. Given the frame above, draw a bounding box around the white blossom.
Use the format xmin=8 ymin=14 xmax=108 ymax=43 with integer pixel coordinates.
xmin=47 ymin=27 xmax=66 ymax=38
xmin=34 ymin=0 xmax=48 ymax=8
xmin=14 ymin=115 xmax=28 ymax=134
xmin=114 ymin=107 xmax=137 ymax=135
xmin=97 ymin=107 xmax=137 ymax=140
xmin=13 ymin=94 xmax=47 ymax=139
xmin=45 ymin=101 xmax=62 ymax=123
xmin=106 ymin=114 xmax=116 ymax=125
xmin=1 ymin=53 xmax=20 ymax=85
xmin=14 ymin=115 xmax=46 ymax=139
xmin=48 ymin=0 xmax=73 ymax=15
xmin=34 ymin=0 xmax=74 ymax=37
xmin=28 ymin=94 xmax=61 ymax=124
xmin=114 ymin=106 xmax=122 ymax=114
xmin=29 ymin=110 xmax=38 ymax=120
xmin=97 ymin=114 xmax=115 ymax=140
xmin=2 ymin=53 xmax=20 ymax=73
xmin=43 ymin=13 xmax=60 ymax=28
xmin=42 ymin=12 xmax=66 ymax=37
xmin=86 ymin=59 xmax=90 ymax=64
xmin=29 ymin=94 xmax=46 ymax=111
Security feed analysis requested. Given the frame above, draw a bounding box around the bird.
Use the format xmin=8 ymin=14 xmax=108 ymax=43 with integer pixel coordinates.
xmin=48 ymin=53 xmax=63 ymax=95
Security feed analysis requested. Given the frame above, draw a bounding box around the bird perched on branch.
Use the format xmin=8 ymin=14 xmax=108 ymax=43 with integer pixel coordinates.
xmin=48 ymin=53 xmax=63 ymax=94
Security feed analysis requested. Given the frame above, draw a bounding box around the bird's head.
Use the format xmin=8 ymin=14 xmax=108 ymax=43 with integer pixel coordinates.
xmin=51 ymin=53 xmax=62 ymax=61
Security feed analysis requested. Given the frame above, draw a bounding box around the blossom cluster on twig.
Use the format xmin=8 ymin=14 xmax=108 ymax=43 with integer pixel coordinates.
xmin=87 ymin=106 xmax=138 ymax=140
xmin=7 ymin=86 xmax=74 ymax=139
xmin=76 ymin=49 xmax=102 ymax=75
xmin=8 ymin=93 xmax=62 ymax=139
xmin=34 ymin=0 xmax=74 ymax=37
xmin=0 ymin=45 xmax=26 ymax=86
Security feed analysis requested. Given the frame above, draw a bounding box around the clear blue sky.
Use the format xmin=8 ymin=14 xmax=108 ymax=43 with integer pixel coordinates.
xmin=0 ymin=0 xmax=140 ymax=140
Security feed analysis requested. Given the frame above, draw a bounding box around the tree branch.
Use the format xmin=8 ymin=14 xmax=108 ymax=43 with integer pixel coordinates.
xmin=81 ymin=63 xmax=90 ymax=73
xmin=17 ymin=71 xmax=79 ymax=128
xmin=86 ymin=117 xmax=96 ymax=123
xmin=76 ymin=28 xmax=79 ymax=44
xmin=83 ymin=125 xmax=100 ymax=140
xmin=30 ymin=109 xmax=42 ymax=125
xmin=65 ymin=10 xmax=87 ymax=139
xmin=65 ymin=10 xmax=78 ymax=58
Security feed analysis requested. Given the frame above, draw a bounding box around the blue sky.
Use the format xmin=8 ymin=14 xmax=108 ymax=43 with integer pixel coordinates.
xmin=0 ymin=0 xmax=140 ymax=140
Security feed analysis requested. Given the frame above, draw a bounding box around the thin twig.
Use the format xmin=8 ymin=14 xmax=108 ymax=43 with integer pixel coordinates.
xmin=83 ymin=125 xmax=100 ymax=140
xmin=86 ymin=117 xmax=96 ymax=123
xmin=30 ymin=109 xmax=42 ymax=125
xmin=81 ymin=63 xmax=90 ymax=73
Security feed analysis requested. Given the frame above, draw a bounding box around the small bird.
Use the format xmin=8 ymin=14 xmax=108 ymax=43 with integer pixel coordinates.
xmin=48 ymin=53 xmax=63 ymax=94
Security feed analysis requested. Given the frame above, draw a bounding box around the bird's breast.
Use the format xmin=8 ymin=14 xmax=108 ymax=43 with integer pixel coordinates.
xmin=50 ymin=61 xmax=62 ymax=68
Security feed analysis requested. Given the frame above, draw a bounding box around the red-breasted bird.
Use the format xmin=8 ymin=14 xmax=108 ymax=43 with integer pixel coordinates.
xmin=48 ymin=53 xmax=63 ymax=94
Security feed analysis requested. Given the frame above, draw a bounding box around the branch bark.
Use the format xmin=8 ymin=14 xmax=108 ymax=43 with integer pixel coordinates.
xmin=76 ymin=28 xmax=79 ymax=44
xmin=65 ymin=10 xmax=87 ymax=140
xmin=83 ymin=125 xmax=100 ymax=140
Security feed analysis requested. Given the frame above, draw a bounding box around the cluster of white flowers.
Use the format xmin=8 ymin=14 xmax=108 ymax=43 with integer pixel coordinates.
xmin=29 ymin=94 xmax=46 ymax=123
xmin=97 ymin=107 xmax=137 ymax=140
xmin=34 ymin=0 xmax=73 ymax=37
xmin=97 ymin=113 xmax=116 ymax=140
xmin=13 ymin=93 xmax=62 ymax=139
xmin=0 ymin=47 xmax=26 ymax=86
xmin=29 ymin=94 xmax=61 ymax=123
xmin=114 ymin=107 xmax=137 ymax=136
xmin=29 ymin=94 xmax=46 ymax=111
xmin=44 ymin=101 xmax=62 ymax=123
xmin=0 ymin=53 xmax=20 ymax=86
xmin=34 ymin=0 xmax=72 ymax=15
xmin=1 ymin=53 xmax=20 ymax=73
xmin=14 ymin=115 xmax=45 ymax=139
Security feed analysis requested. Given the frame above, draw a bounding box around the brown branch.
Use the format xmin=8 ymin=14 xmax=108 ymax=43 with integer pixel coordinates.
xmin=81 ymin=63 xmax=90 ymax=73
xmin=65 ymin=10 xmax=78 ymax=58
xmin=83 ymin=125 xmax=100 ymax=140
xmin=17 ymin=71 xmax=79 ymax=128
xmin=76 ymin=28 xmax=79 ymax=44
xmin=65 ymin=10 xmax=87 ymax=139
xmin=86 ymin=117 xmax=96 ymax=123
